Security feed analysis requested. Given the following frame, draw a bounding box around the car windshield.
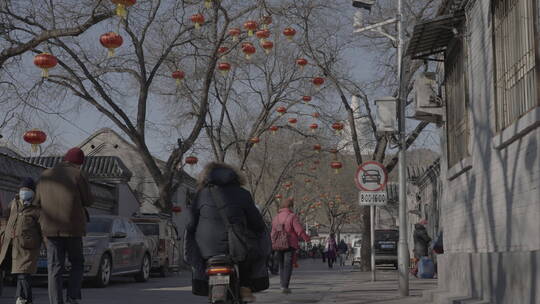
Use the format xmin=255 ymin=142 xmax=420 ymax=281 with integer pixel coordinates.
xmin=87 ymin=217 xmax=112 ymax=234
xmin=136 ymin=223 xmax=159 ymax=236
xmin=375 ymin=230 xmax=398 ymax=241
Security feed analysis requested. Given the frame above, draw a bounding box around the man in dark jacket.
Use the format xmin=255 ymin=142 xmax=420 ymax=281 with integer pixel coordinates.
xmin=35 ymin=148 xmax=93 ymax=304
xmin=413 ymin=223 xmax=431 ymax=259
xmin=186 ymin=162 xmax=268 ymax=303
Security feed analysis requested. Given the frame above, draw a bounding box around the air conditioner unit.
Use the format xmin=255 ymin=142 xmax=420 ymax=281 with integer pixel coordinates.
xmin=413 ymin=72 xmax=443 ymax=123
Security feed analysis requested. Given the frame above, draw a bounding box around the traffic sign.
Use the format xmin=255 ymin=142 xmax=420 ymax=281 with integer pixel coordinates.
xmin=359 ymin=191 xmax=387 ymax=206
xmin=355 ymin=161 xmax=388 ymax=192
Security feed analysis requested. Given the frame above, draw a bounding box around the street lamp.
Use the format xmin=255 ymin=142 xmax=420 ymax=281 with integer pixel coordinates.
xmin=352 ymin=0 xmax=409 ymax=296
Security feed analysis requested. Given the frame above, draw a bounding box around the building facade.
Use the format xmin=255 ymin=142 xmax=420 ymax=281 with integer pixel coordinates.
xmin=408 ymin=0 xmax=540 ymax=302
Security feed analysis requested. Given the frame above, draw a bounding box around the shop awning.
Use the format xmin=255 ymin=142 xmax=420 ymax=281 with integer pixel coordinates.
xmin=406 ymin=12 xmax=465 ymax=60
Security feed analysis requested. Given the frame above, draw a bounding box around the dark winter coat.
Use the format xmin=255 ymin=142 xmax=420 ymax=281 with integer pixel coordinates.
xmin=184 ymin=164 xmax=270 ymax=296
xmin=413 ymin=224 xmax=431 ymax=258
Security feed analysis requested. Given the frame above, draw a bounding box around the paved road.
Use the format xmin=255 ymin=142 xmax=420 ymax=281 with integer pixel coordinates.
xmin=1 ymin=259 xmax=436 ymax=303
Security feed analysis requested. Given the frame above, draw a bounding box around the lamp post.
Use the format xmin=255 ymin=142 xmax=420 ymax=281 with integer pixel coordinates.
xmin=353 ymin=0 xmax=409 ymax=296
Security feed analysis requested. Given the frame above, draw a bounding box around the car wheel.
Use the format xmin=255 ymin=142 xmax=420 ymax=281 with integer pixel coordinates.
xmin=135 ymin=254 xmax=151 ymax=282
xmin=94 ymin=254 xmax=112 ymax=288
xmin=159 ymin=260 xmax=169 ymax=278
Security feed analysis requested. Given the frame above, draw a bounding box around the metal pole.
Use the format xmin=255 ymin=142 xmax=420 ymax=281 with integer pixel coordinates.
xmin=397 ymin=0 xmax=410 ymax=296
xmin=370 ymin=205 xmax=376 ymax=281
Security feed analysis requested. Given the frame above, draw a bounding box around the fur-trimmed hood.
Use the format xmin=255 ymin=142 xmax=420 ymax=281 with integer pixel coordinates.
xmin=197 ymin=162 xmax=245 ymax=190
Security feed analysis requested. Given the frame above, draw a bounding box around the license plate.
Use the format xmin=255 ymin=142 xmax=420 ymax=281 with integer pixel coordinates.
xmin=381 ymin=244 xmax=394 ymax=249
xmin=38 ymin=259 xmax=47 ymax=268
xmin=209 ymin=275 xmax=230 ymax=285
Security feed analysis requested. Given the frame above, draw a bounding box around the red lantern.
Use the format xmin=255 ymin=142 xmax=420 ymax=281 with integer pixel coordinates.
xmin=250 ymin=137 xmax=260 ymax=146
xmin=242 ymin=42 xmax=256 ymax=60
xmin=309 ymin=123 xmax=319 ymax=132
xmin=312 ymin=112 xmax=320 ymax=119
xmin=269 ymin=125 xmax=279 ymax=134
xmin=100 ymin=32 xmax=123 ymax=57
xmin=305 ymin=178 xmax=312 ymax=184
xmin=171 ymin=206 xmax=182 ymax=213
xmin=283 ymin=27 xmax=296 ymax=41
xmin=217 ymin=62 xmax=231 ymax=76
xmin=331 ymin=161 xmax=343 ymax=174
xmin=256 ymin=29 xmax=271 ymax=43
xmin=261 ymin=41 xmax=274 ymax=54
xmin=191 ymin=13 xmax=205 ymax=29
xmin=312 ymin=77 xmax=325 ymax=88
xmin=23 ymin=129 xmax=47 ymax=153
xmin=185 ymin=156 xmax=198 ymax=165
xmin=172 ymin=70 xmax=185 ymax=85
xmin=243 ymin=20 xmax=258 ymax=36
xmin=111 ymin=0 xmax=136 ymax=18
xmin=229 ymin=28 xmax=241 ymax=41
xmin=310 ymin=166 xmax=317 ymax=172
xmin=261 ymin=15 xmax=272 ymax=29
xmin=34 ymin=53 xmax=58 ymax=78
xmin=275 ymin=194 xmax=283 ymax=200
xmin=288 ymin=118 xmax=298 ymax=125
xmin=284 ymin=182 xmax=293 ymax=189
xmin=313 ymin=144 xmax=322 ymax=153
xmin=218 ymin=46 xmax=229 ymax=57
xmin=296 ymin=58 xmax=308 ymax=68
xmin=332 ymin=122 xmax=344 ymax=134
xmin=302 ymin=96 xmax=312 ymax=103
xmin=276 ymin=106 xmax=287 ymax=115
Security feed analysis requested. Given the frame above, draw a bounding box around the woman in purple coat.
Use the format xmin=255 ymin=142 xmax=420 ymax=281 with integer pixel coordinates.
xmin=325 ymin=233 xmax=338 ymax=268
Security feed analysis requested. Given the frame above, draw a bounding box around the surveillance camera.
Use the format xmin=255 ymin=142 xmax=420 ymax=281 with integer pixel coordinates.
xmin=352 ymin=0 xmax=375 ymax=11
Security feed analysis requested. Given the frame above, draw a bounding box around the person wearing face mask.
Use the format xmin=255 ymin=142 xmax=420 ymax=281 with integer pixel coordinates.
xmin=0 ymin=177 xmax=42 ymax=304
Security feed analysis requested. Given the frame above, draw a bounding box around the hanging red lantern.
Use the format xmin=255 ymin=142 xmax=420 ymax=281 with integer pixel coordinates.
xmin=275 ymin=194 xmax=283 ymax=200
xmin=191 ymin=13 xmax=205 ymax=29
xmin=284 ymin=182 xmax=293 ymax=189
xmin=296 ymin=58 xmax=308 ymax=68
xmin=309 ymin=123 xmax=319 ymax=132
xmin=243 ymin=20 xmax=258 ymax=36
xmin=261 ymin=41 xmax=274 ymax=54
xmin=185 ymin=156 xmax=199 ymax=165
xmin=283 ymin=27 xmax=296 ymax=41
xmin=313 ymin=144 xmax=322 ymax=153
xmin=34 ymin=53 xmax=58 ymax=78
xmin=261 ymin=15 xmax=272 ymax=29
xmin=242 ymin=42 xmax=256 ymax=60
xmin=332 ymin=122 xmax=344 ymax=134
xmin=23 ymin=129 xmax=47 ymax=153
xmin=312 ymin=77 xmax=325 ymax=88
xmin=269 ymin=125 xmax=279 ymax=134
xmin=218 ymin=46 xmax=229 ymax=57
xmin=229 ymin=28 xmax=241 ymax=41
xmin=312 ymin=112 xmax=320 ymax=119
xmin=302 ymin=96 xmax=312 ymax=103
xmin=288 ymin=118 xmax=298 ymax=125
xmin=310 ymin=166 xmax=317 ymax=172
xmin=171 ymin=206 xmax=182 ymax=213
xmin=256 ymin=29 xmax=271 ymax=43
xmin=111 ymin=0 xmax=136 ymax=18
xmin=305 ymin=178 xmax=312 ymax=184
xmin=100 ymin=32 xmax=123 ymax=57
xmin=250 ymin=137 xmax=260 ymax=146
xmin=329 ymin=148 xmax=339 ymax=160
xmin=276 ymin=106 xmax=287 ymax=115
xmin=331 ymin=161 xmax=343 ymax=174
xmin=171 ymin=70 xmax=185 ymax=85
xmin=217 ymin=62 xmax=231 ymax=76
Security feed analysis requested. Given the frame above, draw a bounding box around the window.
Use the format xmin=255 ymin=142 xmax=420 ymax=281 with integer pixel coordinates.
xmin=493 ymin=0 xmax=540 ymax=131
xmin=445 ymin=37 xmax=470 ymax=168
xmin=112 ymin=219 xmax=127 ymax=234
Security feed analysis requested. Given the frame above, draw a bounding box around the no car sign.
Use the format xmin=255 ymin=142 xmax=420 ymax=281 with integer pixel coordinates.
xmin=355 ymin=161 xmax=388 ymax=192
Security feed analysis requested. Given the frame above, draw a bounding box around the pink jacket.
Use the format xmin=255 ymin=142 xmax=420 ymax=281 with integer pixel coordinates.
xmin=271 ymin=208 xmax=311 ymax=249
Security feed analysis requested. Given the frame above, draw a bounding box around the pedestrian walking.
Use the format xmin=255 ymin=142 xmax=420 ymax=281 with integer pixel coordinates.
xmin=271 ymin=198 xmax=310 ymax=294
xmin=34 ymin=148 xmax=94 ymax=304
xmin=412 ymin=222 xmax=432 ymax=276
xmin=337 ymin=239 xmax=348 ymax=267
xmin=0 ymin=177 xmax=42 ymax=304
xmin=325 ymin=233 xmax=338 ymax=268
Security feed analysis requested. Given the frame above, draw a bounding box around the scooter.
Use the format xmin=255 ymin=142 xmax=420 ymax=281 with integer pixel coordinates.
xmin=206 ymin=255 xmax=245 ymax=304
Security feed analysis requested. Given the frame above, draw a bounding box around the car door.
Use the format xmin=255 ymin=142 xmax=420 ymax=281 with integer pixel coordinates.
xmin=110 ymin=218 xmax=130 ymax=272
xmin=125 ymin=219 xmax=145 ymax=270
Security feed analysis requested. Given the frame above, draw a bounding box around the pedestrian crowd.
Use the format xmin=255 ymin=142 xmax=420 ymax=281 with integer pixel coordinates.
xmin=1 ymin=148 xmax=93 ymax=304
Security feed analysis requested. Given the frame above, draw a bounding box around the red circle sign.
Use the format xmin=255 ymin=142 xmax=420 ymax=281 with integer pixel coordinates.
xmin=355 ymin=161 xmax=388 ymax=192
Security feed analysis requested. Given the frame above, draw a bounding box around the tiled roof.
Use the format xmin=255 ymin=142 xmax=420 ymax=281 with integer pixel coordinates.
xmin=24 ymin=156 xmax=132 ymax=181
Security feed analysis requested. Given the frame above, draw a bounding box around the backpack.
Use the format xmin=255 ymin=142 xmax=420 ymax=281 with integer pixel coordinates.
xmin=272 ymin=214 xmax=291 ymax=251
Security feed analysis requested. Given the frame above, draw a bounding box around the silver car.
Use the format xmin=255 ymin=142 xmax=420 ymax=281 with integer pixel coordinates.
xmin=37 ymin=215 xmax=152 ymax=287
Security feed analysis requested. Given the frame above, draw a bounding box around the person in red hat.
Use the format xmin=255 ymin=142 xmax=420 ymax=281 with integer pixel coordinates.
xmin=34 ymin=147 xmax=94 ymax=304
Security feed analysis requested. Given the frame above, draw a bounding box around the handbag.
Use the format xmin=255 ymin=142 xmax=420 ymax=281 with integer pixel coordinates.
xmin=209 ymin=186 xmax=249 ymax=263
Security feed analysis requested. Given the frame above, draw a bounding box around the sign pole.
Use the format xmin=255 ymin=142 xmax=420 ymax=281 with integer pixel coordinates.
xmin=370 ymin=205 xmax=376 ymax=281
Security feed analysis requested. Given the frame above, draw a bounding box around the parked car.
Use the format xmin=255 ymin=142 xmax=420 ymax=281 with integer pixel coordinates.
xmin=351 ymin=239 xmax=362 ymax=266
xmin=132 ymin=213 xmax=181 ymax=277
xmin=374 ymin=229 xmax=398 ymax=269
xmin=36 ymin=215 xmax=152 ymax=287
